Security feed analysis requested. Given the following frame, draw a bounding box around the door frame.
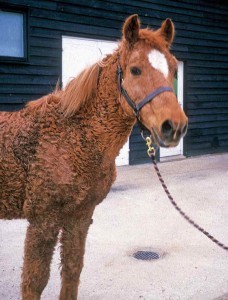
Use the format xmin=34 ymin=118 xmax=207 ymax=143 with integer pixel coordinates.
xmin=160 ymin=61 xmax=184 ymax=158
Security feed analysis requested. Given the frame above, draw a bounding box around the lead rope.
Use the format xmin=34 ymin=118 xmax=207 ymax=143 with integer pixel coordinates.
xmin=145 ymin=137 xmax=228 ymax=251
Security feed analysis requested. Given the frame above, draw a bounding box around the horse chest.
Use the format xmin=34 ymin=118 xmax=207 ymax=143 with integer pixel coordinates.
xmin=90 ymin=162 xmax=117 ymax=205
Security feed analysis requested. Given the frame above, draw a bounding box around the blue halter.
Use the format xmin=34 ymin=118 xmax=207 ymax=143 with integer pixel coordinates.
xmin=117 ymin=65 xmax=173 ymax=119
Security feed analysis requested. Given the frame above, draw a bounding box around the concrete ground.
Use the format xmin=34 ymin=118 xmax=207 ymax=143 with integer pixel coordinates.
xmin=0 ymin=153 xmax=228 ymax=300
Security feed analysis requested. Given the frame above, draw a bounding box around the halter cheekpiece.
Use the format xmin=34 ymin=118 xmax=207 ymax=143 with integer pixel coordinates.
xmin=117 ymin=65 xmax=173 ymax=133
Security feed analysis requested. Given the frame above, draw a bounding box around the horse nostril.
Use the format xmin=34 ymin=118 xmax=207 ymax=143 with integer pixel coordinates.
xmin=161 ymin=120 xmax=174 ymax=138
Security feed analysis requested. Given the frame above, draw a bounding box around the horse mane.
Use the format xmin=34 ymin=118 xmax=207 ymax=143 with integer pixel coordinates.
xmin=27 ymin=63 xmax=101 ymax=117
xmin=27 ymin=46 xmax=127 ymax=118
xmin=60 ymin=51 xmax=119 ymax=117
xmin=60 ymin=63 xmax=101 ymax=117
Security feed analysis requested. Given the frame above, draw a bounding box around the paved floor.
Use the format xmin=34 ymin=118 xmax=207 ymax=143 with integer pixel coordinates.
xmin=0 ymin=153 xmax=228 ymax=300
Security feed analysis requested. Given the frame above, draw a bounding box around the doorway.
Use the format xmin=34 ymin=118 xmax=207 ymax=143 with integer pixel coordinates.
xmin=62 ymin=36 xmax=129 ymax=166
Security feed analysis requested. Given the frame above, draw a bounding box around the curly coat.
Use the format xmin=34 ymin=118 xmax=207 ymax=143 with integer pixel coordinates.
xmin=0 ymin=14 xmax=187 ymax=299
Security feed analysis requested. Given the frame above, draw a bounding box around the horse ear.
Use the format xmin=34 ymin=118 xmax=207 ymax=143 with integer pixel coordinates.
xmin=157 ymin=18 xmax=175 ymax=48
xmin=123 ymin=14 xmax=140 ymax=46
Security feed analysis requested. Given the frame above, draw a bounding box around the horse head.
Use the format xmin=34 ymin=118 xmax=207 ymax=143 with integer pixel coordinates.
xmin=119 ymin=14 xmax=188 ymax=148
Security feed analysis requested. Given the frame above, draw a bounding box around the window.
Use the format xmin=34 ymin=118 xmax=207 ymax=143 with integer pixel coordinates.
xmin=0 ymin=7 xmax=28 ymax=62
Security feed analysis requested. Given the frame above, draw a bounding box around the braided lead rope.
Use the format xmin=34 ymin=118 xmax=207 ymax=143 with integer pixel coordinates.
xmin=150 ymin=154 xmax=228 ymax=251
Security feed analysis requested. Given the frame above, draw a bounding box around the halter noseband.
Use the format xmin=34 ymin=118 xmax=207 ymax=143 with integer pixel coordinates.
xmin=117 ymin=65 xmax=173 ymax=133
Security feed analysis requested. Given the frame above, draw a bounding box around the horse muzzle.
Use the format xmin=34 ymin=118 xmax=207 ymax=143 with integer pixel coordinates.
xmin=152 ymin=117 xmax=188 ymax=148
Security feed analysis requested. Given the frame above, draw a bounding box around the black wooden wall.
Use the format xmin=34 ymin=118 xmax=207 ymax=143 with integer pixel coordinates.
xmin=0 ymin=0 xmax=227 ymax=164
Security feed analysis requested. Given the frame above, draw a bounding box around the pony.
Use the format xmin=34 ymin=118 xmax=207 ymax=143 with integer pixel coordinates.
xmin=0 ymin=15 xmax=188 ymax=300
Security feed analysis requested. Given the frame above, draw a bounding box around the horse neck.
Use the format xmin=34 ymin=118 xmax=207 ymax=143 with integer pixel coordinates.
xmin=82 ymin=56 xmax=135 ymax=159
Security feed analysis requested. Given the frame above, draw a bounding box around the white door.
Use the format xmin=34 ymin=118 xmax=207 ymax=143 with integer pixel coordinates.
xmin=62 ymin=36 xmax=129 ymax=166
xmin=160 ymin=61 xmax=184 ymax=158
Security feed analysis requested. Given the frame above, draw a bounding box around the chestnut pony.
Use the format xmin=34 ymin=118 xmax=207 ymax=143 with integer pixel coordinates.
xmin=0 ymin=15 xmax=188 ymax=299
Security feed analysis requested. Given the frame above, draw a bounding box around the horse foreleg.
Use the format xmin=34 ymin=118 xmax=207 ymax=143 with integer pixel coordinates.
xmin=21 ymin=221 xmax=60 ymax=300
xmin=59 ymin=213 xmax=94 ymax=300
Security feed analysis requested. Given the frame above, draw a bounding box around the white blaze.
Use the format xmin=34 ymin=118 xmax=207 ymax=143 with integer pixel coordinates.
xmin=148 ymin=49 xmax=169 ymax=78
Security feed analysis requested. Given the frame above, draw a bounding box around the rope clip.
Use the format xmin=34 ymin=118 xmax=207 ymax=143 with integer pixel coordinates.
xmin=146 ymin=136 xmax=156 ymax=158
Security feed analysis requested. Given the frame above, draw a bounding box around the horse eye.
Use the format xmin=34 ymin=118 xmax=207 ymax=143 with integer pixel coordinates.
xmin=130 ymin=67 xmax=142 ymax=76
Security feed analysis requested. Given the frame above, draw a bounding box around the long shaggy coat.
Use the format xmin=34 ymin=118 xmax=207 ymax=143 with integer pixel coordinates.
xmin=0 ymin=14 xmax=187 ymax=300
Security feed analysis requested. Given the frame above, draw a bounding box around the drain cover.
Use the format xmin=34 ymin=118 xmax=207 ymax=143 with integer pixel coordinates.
xmin=133 ymin=250 xmax=160 ymax=261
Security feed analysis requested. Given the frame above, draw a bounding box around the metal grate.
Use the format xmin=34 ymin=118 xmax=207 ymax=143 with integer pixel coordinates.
xmin=133 ymin=250 xmax=160 ymax=261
